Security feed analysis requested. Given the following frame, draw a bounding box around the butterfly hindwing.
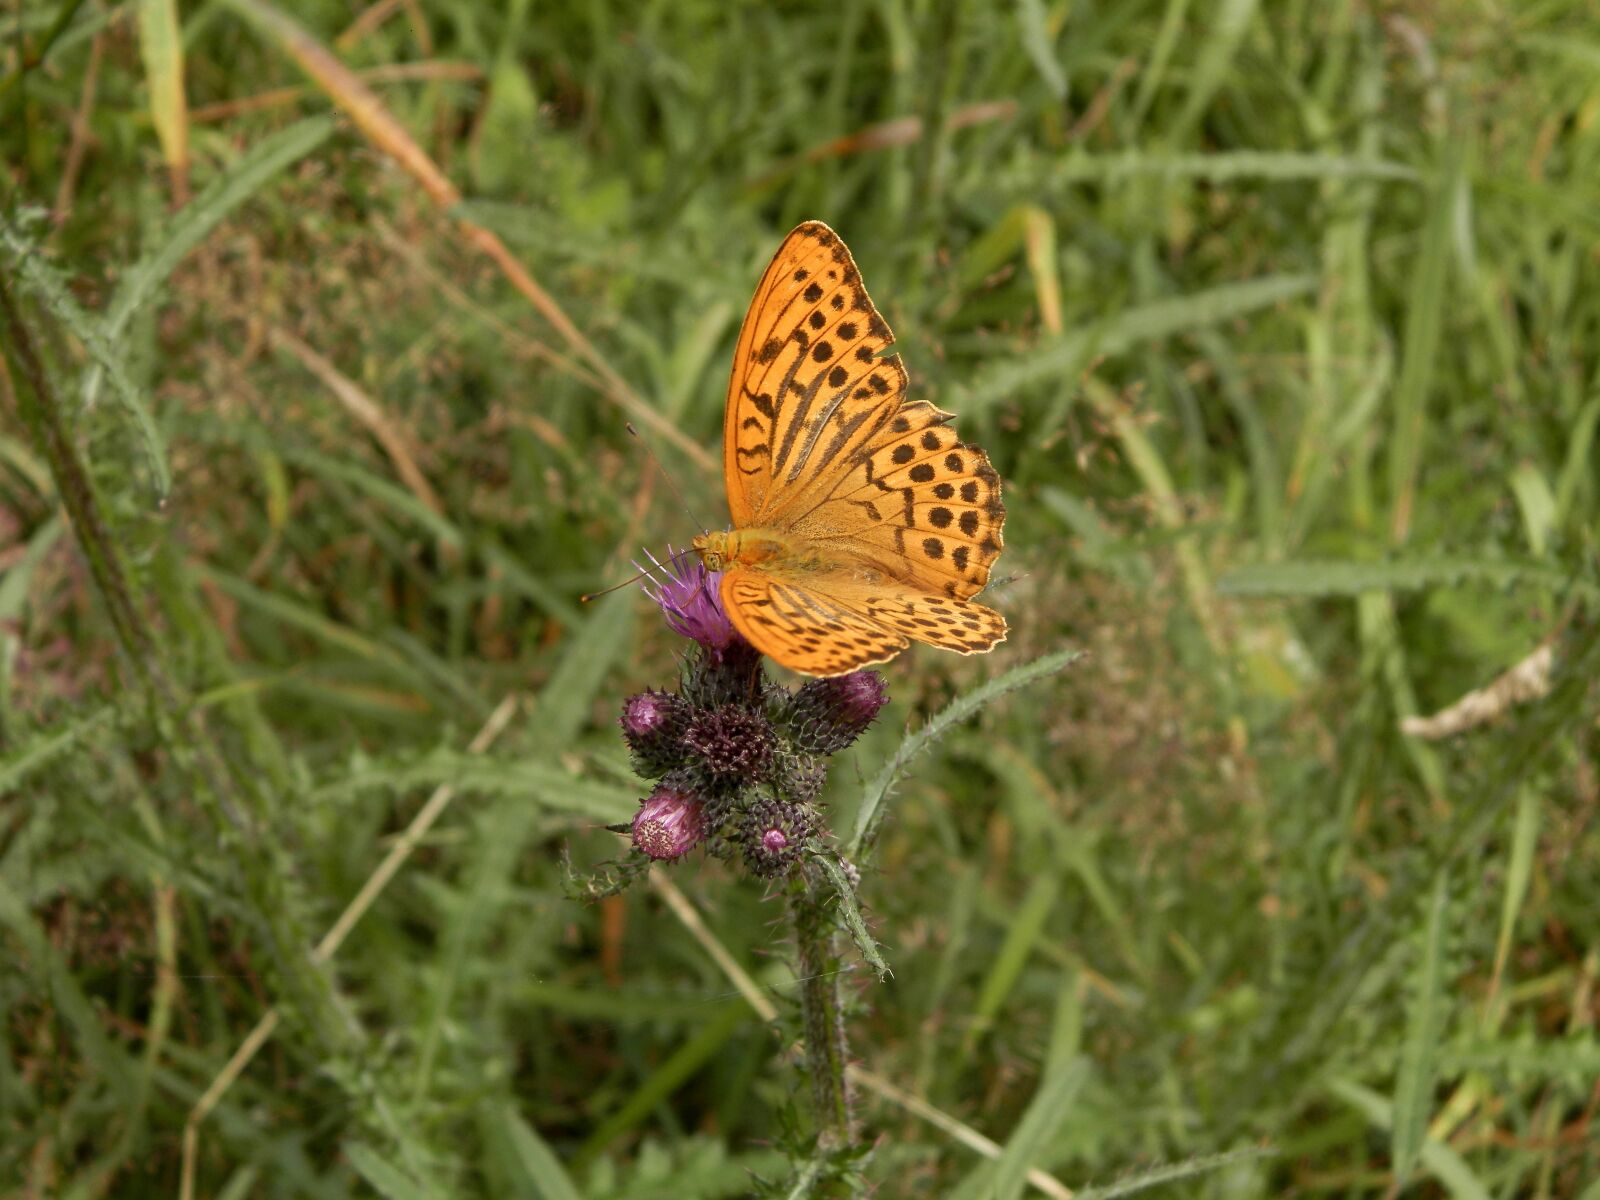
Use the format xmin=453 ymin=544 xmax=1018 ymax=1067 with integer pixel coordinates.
xmin=720 ymin=569 xmax=1008 ymax=678
xmin=720 ymin=570 xmax=908 ymax=677
xmin=724 ymin=222 xmax=907 ymax=528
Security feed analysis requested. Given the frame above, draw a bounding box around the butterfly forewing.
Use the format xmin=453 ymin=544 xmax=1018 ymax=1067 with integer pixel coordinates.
xmin=724 ymin=222 xmax=907 ymax=527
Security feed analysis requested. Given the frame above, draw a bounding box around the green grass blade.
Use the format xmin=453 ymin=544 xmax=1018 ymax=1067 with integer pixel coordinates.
xmin=105 ymin=116 xmax=335 ymax=338
xmin=1392 ymin=872 xmax=1452 ymax=1184
xmin=1172 ymin=0 xmax=1259 ymax=137
xmin=1388 ymin=140 xmax=1462 ymax=544
xmin=574 ymin=1002 xmax=748 ymax=1166
xmin=0 ymin=511 xmax=62 ymax=621
xmin=529 ymin=589 xmax=636 ymax=752
xmin=197 ymin=563 xmax=403 ymax=665
xmin=846 ymin=648 xmax=1083 ymax=860
xmin=313 ymin=752 xmax=637 ymax=823
xmin=1015 ymin=150 xmax=1420 ymax=189
xmin=1488 ymin=788 xmax=1540 ymax=1023
xmin=345 ymin=1143 xmax=443 ymax=1200
xmin=481 ymin=1104 xmax=585 ymax=1200
xmin=990 ymin=1055 xmax=1089 ymax=1200
xmin=1554 ymin=394 xmax=1600 ymax=527
xmin=962 ymin=274 xmax=1317 ymax=411
xmin=1129 ymin=0 xmax=1193 ymax=131
xmin=287 ymin=446 xmax=464 ymax=548
xmin=1217 ymin=557 xmax=1590 ymax=598
xmin=967 ymin=872 xmax=1059 ymax=1051
xmin=1329 ymin=1079 xmax=1490 ymax=1200
xmin=0 ymin=877 xmax=134 ymax=1101
xmin=1017 ymin=0 xmax=1067 ymax=100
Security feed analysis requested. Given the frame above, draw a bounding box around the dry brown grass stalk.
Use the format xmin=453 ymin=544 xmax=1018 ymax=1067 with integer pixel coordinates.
xmin=221 ymin=0 xmax=715 ymax=472
xmin=267 ymin=325 xmax=445 ymax=519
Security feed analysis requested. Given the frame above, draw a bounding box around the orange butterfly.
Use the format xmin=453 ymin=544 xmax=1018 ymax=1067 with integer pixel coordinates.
xmin=692 ymin=222 xmax=1007 ymax=677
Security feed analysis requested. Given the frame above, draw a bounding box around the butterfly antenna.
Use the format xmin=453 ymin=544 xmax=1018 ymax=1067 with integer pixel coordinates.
xmin=627 ymin=422 xmax=709 ymax=531
xmin=579 ymin=568 xmax=654 ymax=604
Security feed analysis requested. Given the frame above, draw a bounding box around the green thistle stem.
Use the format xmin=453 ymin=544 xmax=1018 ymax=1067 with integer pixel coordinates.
xmin=789 ymin=870 xmax=855 ymax=1149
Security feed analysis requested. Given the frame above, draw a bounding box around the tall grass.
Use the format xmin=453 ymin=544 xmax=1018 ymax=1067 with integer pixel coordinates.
xmin=2 ymin=1 xmax=1597 ymax=1196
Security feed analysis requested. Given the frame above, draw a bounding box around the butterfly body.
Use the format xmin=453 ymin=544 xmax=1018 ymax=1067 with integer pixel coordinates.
xmin=693 ymin=529 xmax=831 ymax=576
xmin=703 ymin=221 xmax=1008 ymax=677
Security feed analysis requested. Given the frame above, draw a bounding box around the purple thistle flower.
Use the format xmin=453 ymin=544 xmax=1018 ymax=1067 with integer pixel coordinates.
xmin=637 ymin=546 xmax=741 ymax=652
xmin=631 ymin=784 xmax=705 ymax=860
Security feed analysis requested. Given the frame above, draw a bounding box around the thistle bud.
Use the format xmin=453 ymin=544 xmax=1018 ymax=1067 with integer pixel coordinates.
xmin=620 ymin=690 xmax=688 ymax=777
xmin=782 ymin=670 xmax=889 ymax=755
xmin=737 ymin=796 xmax=816 ymax=879
xmin=777 ymin=752 xmax=827 ymax=806
xmin=631 ymin=784 xmax=705 ymax=860
xmin=682 ymin=705 xmax=774 ymax=784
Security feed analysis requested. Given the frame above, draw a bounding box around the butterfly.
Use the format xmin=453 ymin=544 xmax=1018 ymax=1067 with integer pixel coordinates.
xmin=691 ymin=221 xmax=1007 ymax=677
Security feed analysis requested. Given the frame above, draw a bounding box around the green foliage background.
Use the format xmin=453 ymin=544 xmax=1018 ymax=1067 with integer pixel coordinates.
xmin=3 ymin=1 xmax=1599 ymax=1196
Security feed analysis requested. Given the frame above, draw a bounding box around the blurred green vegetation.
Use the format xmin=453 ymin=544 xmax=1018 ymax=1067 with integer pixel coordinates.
xmin=3 ymin=0 xmax=1599 ymax=1196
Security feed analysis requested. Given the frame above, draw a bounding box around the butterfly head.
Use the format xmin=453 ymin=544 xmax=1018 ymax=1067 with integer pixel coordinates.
xmin=692 ymin=530 xmax=731 ymax=572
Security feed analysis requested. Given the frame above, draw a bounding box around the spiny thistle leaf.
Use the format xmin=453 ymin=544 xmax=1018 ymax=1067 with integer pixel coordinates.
xmin=814 ymin=852 xmax=888 ymax=980
xmin=847 ymin=648 xmax=1083 ymax=859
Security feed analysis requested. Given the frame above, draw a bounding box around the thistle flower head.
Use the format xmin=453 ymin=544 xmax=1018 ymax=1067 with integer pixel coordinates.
xmin=637 ymin=546 xmax=740 ymax=652
xmin=631 ymin=783 xmax=705 ymax=860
